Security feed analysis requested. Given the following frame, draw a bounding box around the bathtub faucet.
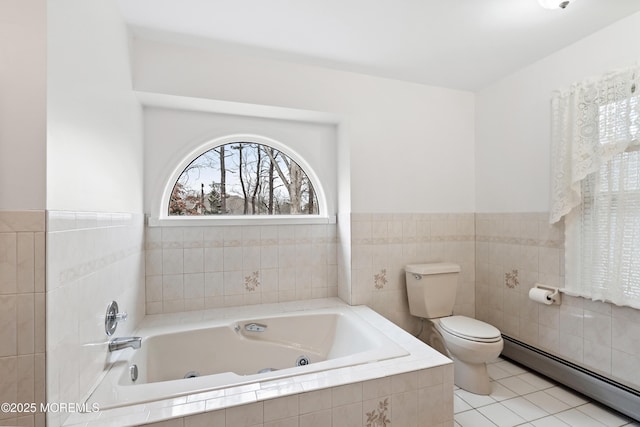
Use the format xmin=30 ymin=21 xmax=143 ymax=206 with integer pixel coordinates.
xmin=108 ymin=336 xmax=142 ymax=352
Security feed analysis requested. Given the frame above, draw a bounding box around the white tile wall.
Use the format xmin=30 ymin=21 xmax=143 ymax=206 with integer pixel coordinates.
xmin=351 ymin=213 xmax=476 ymax=333
xmin=146 ymin=213 xmax=474 ymax=337
xmin=0 ymin=211 xmax=46 ymax=427
xmin=46 ymin=211 xmax=146 ymax=427
xmin=145 ymin=224 xmax=338 ymax=314
xmin=475 ymin=212 xmax=640 ymax=392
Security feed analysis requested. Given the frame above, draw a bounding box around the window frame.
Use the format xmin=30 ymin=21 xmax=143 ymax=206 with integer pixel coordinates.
xmin=151 ymin=134 xmax=334 ymax=227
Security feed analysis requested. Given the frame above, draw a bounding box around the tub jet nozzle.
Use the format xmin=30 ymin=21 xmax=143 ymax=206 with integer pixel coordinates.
xmin=184 ymin=371 xmax=200 ymax=379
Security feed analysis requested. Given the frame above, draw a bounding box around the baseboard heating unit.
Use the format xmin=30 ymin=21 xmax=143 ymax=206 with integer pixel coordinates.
xmin=501 ymin=335 xmax=640 ymax=421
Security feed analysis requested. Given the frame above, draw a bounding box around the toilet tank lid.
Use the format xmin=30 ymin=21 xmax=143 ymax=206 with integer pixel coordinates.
xmin=405 ymin=263 xmax=461 ymax=275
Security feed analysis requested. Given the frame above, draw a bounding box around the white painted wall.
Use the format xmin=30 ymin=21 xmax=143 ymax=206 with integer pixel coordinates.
xmin=0 ymin=0 xmax=46 ymax=210
xmin=47 ymin=0 xmax=143 ymax=213
xmin=46 ymin=2 xmax=146 ymax=424
xmin=475 ymin=11 xmax=640 ymax=213
xmin=133 ymin=37 xmax=476 ymax=214
xmin=143 ymin=108 xmax=337 ymax=219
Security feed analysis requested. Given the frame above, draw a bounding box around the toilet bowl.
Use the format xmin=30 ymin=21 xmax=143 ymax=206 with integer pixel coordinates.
xmin=404 ymin=263 xmax=503 ymax=395
xmin=432 ymin=316 xmax=503 ymax=395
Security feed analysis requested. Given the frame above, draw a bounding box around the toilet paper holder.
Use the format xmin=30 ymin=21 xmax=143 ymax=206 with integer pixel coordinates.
xmin=530 ymin=283 xmax=561 ymax=305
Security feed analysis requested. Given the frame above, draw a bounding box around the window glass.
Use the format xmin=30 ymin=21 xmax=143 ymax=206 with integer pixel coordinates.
xmin=578 ymin=149 xmax=640 ymax=302
xmin=169 ymin=142 xmax=319 ymax=216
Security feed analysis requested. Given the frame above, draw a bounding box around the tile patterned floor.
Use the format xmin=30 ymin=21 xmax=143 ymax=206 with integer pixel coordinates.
xmin=454 ymin=357 xmax=640 ymax=427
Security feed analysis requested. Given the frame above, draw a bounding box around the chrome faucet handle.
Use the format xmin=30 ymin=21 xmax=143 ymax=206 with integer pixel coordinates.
xmin=105 ymin=301 xmax=128 ymax=336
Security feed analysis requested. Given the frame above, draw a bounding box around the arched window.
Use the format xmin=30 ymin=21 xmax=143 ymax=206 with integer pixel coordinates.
xmin=168 ymin=140 xmax=320 ymax=216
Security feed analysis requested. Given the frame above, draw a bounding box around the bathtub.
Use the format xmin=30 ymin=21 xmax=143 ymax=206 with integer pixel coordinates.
xmin=86 ymin=304 xmax=410 ymax=409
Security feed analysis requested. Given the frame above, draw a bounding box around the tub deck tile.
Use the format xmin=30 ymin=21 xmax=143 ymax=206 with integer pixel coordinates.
xmin=256 ymin=382 xmax=304 ymax=400
xmin=205 ymin=390 xmax=257 ymax=412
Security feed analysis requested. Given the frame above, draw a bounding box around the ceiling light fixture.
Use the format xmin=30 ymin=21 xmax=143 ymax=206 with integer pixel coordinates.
xmin=537 ymin=0 xmax=574 ymax=10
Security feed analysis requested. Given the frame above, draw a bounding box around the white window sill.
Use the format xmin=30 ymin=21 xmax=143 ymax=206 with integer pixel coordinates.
xmin=147 ymin=215 xmax=337 ymax=227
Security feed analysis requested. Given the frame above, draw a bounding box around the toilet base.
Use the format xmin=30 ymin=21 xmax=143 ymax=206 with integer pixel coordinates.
xmin=452 ymin=357 xmax=491 ymax=395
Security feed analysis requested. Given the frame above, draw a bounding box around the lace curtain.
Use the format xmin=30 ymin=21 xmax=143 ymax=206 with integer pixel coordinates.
xmin=549 ymin=64 xmax=640 ymax=307
xmin=550 ymin=65 xmax=640 ymax=224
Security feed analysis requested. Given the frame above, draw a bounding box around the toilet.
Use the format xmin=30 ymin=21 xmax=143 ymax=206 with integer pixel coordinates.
xmin=405 ymin=262 xmax=503 ymax=395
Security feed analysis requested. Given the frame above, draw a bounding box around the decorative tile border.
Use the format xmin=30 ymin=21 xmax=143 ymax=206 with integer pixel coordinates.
xmin=475 ymin=212 xmax=563 ymax=249
xmin=353 ymin=235 xmax=476 ymax=245
xmin=145 ymin=224 xmax=337 ymax=251
xmin=57 ymin=244 xmax=143 ymax=286
xmin=476 ymin=235 xmax=562 ymax=249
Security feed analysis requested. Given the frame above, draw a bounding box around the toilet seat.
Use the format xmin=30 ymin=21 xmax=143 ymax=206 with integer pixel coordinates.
xmin=438 ymin=316 xmax=501 ymax=343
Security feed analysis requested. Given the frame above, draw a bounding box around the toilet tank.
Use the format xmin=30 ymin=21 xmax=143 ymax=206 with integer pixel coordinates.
xmin=405 ymin=263 xmax=461 ymax=319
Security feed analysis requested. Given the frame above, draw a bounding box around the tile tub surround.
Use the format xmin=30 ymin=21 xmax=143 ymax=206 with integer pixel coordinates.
xmin=0 ymin=211 xmax=46 ymax=427
xmin=64 ymin=298 xmax=453 ymax=427
xmin=144 ymin=223 xmax=338 ymax=314
xmin=351 ymin=213 xmax=476 ymax=333
xmin=475 ymin=212 xmax=640 ymax=392
xmin=47 ymin=211 xmax=146 ymax=427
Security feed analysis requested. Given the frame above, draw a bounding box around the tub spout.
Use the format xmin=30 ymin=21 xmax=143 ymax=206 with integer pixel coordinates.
xmin=109 ymin=336 xmax=142 ymax=352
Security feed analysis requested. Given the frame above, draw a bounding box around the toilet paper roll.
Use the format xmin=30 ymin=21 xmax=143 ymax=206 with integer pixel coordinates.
xmin=529 ymin=287 xmax=553 ymax=305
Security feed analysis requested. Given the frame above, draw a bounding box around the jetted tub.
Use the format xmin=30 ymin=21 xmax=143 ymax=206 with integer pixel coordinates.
xmin=86 ymin=304 xmax=410 ymax=409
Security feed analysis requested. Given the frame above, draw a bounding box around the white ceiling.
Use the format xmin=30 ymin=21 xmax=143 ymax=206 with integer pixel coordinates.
xmin=115 ymin=0 xmax=640 ymax=91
